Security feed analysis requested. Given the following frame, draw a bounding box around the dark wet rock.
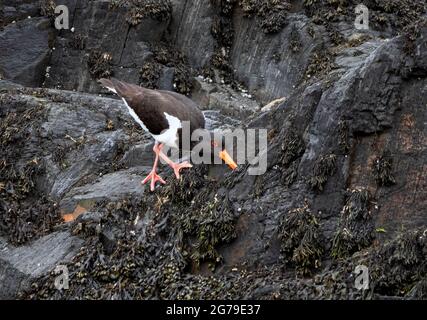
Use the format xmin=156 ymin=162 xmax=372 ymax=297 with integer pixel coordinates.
xmin=230 ymin=12 xmax=326 ymax=103
xmin=0 ymin=1 xmax=426 ymax=301
xmin=192 ymin=77 xmax=260 ymax=119
xmin=0 ymin=231 xmax=83 ymax=299
xmin=0 ymin=17 xmax=53 ymax=87
xmin=60 ymin=167 xmax=148 ymax=214
xmin=169 ymin=0 xmax=216 ymax=69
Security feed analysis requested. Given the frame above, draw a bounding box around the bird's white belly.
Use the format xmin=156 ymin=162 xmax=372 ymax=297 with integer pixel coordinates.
xmin=152 ymin=128 xmax=179 ymax=149
xmin=153 ymin=112 xmax=181 ymax=149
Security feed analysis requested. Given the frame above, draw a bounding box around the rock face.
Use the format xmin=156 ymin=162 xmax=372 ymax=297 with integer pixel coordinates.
xmin=0 ymin=0 xmax=426 ymax=300
xmin=0 ymin=17 xmax=53 ymax=86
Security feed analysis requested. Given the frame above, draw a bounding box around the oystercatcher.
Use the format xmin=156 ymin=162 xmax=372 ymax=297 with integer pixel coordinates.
xmin=99 ymin=78 xmax=237 ymax=191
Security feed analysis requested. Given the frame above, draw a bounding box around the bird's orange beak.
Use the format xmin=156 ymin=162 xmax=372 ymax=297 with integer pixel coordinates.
xmin=219 ymin=149 xmax=237 ymax=170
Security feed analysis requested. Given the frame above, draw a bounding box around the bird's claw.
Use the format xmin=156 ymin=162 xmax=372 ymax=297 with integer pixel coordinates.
xmin=172 ymin=161 xmax=193 ymax=179
xmin=142 ymin=170 xmax=166 ymax=191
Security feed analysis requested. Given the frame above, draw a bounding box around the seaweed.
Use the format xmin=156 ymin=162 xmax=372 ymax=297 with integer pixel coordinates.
xmin=402 ymin=17 xmax=427 ymax=56
xmin=373 ymin=151 xmax=396 ymax=186
xmin=0 ymin=194 xmax=61 ymax=245
xmin=331 ymin=188 xmax=374 ymax=258
xmin=0 ymin=103 xmax=61 ymax=245
xmin=121 ymin=0 xmax=172 ymax=26
xmin=24 ymin=168 xmax=238 ymax=299
xmin=141 ymin=43 xmax=194 ymax=95
xmin=239 ymin=0 xmax=291 ymax=34
xmin=304 ymin=50 xmax=335 ymax=80
xmin=280 ymin=129 xmax=305 ymax=167
xmin=303 ymin=0 xmax=426 ymax=34
xmin=308 ymin=153 xmax=337 ymax=191
xmin=88 ymin=50 xmax=113 ymax=79
xmin=205 ymin=0 xmax=237 ymax=86
xmin=189 ymin=193 xmax=236 ymax=268
xmin=138 ymin=61 xmax=161 ymax=89
xmin=278 ymin=202 xmax=324 ymax=275
xmin=39 ymin=0 xmax=57 ymax=18
xmin=68 ymin=34 xmax=87 ymax=51
xmin=369 ymin=229 xmax=426 ymax=297
xmin=338 ymin=120 xmax=350 ymax=154
xmin=279 ymin=128 xmax=305 ymax=186
xmin=159 ymin=166 xmax=238 ymax=268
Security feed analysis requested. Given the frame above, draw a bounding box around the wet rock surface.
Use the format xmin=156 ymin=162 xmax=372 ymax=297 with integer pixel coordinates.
xmin=0 ymin=0 xmax=426 ymax=300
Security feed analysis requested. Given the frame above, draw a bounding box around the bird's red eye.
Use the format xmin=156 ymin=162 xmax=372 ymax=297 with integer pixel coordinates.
xmin=211 ymin=141 xmax=218 ymax=147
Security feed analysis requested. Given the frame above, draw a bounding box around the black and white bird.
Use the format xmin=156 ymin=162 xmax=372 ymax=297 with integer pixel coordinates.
xmin=99 ymin=78 xmax=237 ymax=191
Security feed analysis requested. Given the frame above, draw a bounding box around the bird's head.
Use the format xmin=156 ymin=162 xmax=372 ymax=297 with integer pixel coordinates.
xmin=211 ymin=138 xmax=237 ymax=170
xmin=207 ymin=133 xmax=237 ymax=170
xmin=190 ymin=130 xmax=238 ymax=170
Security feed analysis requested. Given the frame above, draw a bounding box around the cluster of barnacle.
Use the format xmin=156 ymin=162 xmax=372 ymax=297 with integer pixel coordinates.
xmin=278 ymin=202 xmax=324 ymax=275
xmin=123 ymin=0 xmax=172 ymax=26
xmin=87 ymin=50 xmax=113 ymax=79
xmin=331 ymin=188 xmax=374 ymax=259
xmin=308 ymin=153 xmax=337 ymax=191
xmin=372 ymin=151 xmax=396 ymax=186
xmin=368 ymin=229 xmax=426 ymax=297
xmin=279 ymin=128 xmax=305 ymax=186
xmin=239 ymin=0 xmax=291 ymax=34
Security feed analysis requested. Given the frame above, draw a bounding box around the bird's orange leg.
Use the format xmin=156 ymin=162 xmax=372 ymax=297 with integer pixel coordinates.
xmin=158 ymin=148 xmax=192 ymax=180
xmin=142 ymin=143 xmax=166 ymax=191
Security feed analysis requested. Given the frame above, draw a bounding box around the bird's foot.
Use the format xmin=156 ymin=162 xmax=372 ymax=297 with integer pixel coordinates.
xmin=170 ymin=161 xmax=193 ymax=179
xmin=141 ymin=170 xmax=166 ymax=191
